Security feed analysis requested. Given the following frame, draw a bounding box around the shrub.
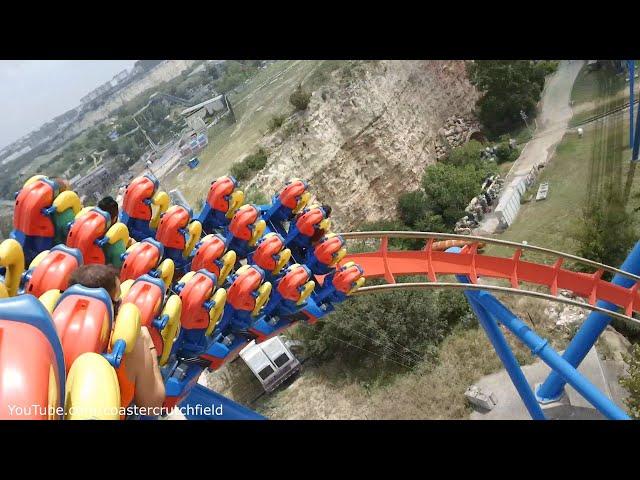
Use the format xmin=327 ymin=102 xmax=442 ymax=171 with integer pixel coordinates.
xmin=495 ymin=141 xmax=519 ymax=164
xmin=535 ymin=60 xmax=559 ymax=76
xmin=289 ymin=84 xmax=311 ymax=111
xmin=243 ymin=148 xmax=268 ymax=170
xmin=444 ymin=140 xmax=485 ymax=167
xmin=620 ymin=344 xmax=640 ymax=419
xmin=230 ymin=148 xmax=269 ymax=181
xmin=244 ymin=187 xmax=269 ymax=205
xmin=306 ymin=60 xmax=343 ymax=91
xmin=298 ymin=284 xmax=474 ymax=373
xmin=268 ymin=115 xmax=286 ymax=132
xmin=230 ymin=162 xmax=251 ymax=181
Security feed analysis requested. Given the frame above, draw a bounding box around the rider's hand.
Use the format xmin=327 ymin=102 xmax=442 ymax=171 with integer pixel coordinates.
xmin=140 ymin=326 xmax=154 ymax=350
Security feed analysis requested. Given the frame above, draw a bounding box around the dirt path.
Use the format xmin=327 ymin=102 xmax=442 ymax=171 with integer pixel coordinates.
xmin=477 ymin=60 xmax=585 ymax=234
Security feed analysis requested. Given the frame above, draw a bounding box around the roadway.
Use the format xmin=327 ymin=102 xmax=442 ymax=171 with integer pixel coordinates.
xmin=476 ymin=60 xmax=585 ymax=234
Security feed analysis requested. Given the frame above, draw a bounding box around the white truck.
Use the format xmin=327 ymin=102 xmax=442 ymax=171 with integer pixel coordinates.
xmin=239 ymin=336 xmax=301 ymax=393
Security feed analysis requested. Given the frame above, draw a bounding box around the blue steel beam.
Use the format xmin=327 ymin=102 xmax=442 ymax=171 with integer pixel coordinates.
xmin=445 ymin=245 xmax=545 ymax=419
xmin=629 ymin=60 xmax=635 ymax=149
xmin=634 ymin=98 xmax=640 ymax=161
xmin=469 ymin=290 xmax=629 ymax=420
xmin=537 ymin=241 xmax=640 ymax=401
xmin=458 ymin=277 xmax=546 ymax=419
xmin=180 ymin=384 xmax=266 ymax=420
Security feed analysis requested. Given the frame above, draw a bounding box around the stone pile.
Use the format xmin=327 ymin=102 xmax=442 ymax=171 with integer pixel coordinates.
xmin=544 ymin=290 xmax=588 ymax=328
xmin=454 ymin=174 xmax=504 ymax=235
xmin=435 ymin=115 xmax=482 ymax=160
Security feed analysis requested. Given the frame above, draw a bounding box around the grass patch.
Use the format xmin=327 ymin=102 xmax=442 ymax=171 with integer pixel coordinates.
xmin=571 ymin=65 xmax=622 ymax=105
xmin=255 ymin=302 xmax=570 ymax=419
xmin=498 ymin=160 xmax=515 ymax=176
xmin=569 ymin=63 xmax=630 ymax=126
xmin=303 ymin=60 xmax=343 ymax=92
xmin=267 ymin=114 xmax=287 ymax=132
xmin=511 ymin=124 xmax=534 ymax=145
xmin=571 ymin=95 xmax=630 ymax=127
xmin=488 ymin=111 xmax=640 ymax=267
xmin=160 ymin=60 xmax=329 ymax=205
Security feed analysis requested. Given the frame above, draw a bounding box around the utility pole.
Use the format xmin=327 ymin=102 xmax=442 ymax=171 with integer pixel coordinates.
xmin=629 ymin=60 xmax=635 ymax=149
xmin=520 ymin=109 xmax=532 ymax=133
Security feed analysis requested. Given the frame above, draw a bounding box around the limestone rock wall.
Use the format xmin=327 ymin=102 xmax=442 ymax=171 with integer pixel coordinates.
xmin=245 ymin=60 xmax=480 ymax=231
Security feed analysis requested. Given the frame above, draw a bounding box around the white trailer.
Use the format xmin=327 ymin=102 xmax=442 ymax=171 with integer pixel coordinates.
xmin=239 ymin=336 xmax=301 ymax=393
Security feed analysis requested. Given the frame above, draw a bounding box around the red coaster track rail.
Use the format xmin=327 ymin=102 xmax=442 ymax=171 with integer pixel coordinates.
xmin=339 ymin=231 xmax=640 ymax=325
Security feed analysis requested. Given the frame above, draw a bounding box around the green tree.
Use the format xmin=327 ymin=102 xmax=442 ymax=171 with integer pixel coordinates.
xmin=116 ymin=117 xmax=137 ymax=135
xmin=573 ymin=192 xmax=636 ymax=274
xmin=421 ymin=161 xmax=496 ymax=226
xmin=107 ymin=141 xmax=119 ymax=156
xmin=414 ymin=211 xmax=449 ymax=233
xmin=397 ymin=190 xmax=430 ymax=227
xmin=467 ymin=60 xmax=546 ymax=137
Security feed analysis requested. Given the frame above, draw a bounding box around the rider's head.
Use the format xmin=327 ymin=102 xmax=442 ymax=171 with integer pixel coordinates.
xmin=321 ymin=204 xmax=332 ymax=218
xmin=53 ymin=177 xmax=70 ymax=193
xmin=98 ymin=196 xmax=119 ymax=226
xmin=69 ymin=264 xmax=122 ymax=303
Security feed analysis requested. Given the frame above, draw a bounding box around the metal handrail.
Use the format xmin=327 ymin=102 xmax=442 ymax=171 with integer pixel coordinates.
xmin=353 ymin=282 xmax=639 ymax=326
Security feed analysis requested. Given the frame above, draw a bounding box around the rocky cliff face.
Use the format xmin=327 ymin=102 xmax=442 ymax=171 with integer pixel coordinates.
xmin=246 ymin=60 xmax=479 ymax=231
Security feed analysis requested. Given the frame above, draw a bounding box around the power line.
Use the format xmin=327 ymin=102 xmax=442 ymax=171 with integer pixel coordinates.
xmin=324 ymin=334 xmax=415 ymax=370
xmin=333 ymin=321 xmax=424 ymax=364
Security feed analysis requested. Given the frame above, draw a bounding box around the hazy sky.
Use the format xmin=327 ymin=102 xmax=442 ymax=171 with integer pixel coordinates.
xmin=0 ymin=60 xmax=137 ymax=150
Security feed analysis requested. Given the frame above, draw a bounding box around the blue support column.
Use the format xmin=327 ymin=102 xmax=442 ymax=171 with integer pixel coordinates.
xmin=537 ymin=241 xmax=640 ymax=402
xmin=474 ymin=291 xmax=629 ymax=420
xmin=462 ymin=281 xmax=546 ymax=420
xmin=180 ymin=384 xmax=266 ymax=420
xmin=447 ymin=246 xmax=545 ymax=420
xmin=634 ymin=99 xmax=640 ymax=161
xmin=629 ymin=60 xmax=635 ymax=149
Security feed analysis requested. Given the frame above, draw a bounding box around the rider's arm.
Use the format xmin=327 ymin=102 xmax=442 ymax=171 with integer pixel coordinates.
xmin=130 ymin=327 xmax=166 ymax=411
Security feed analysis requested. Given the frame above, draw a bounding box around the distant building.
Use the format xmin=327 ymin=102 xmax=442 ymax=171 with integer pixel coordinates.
xmin=111 ymin=69 xmax=129 ymax=87
xmin=180 ymin=94 xmax=233 ymax=131
xmin=130 ymin=64 xmax=146 ymax=77
xmin=2 ymin=146 xmax=32 ymax=165
xmin=80 ymin=80 xmax=115 ymax=105
xmin=80 ymin=89 xmax=99 ymax=104
xmin=73 ymin=164 xmax=120 ymax=201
